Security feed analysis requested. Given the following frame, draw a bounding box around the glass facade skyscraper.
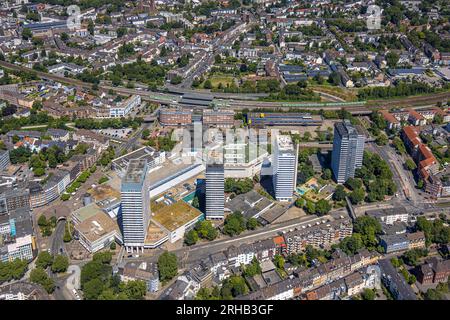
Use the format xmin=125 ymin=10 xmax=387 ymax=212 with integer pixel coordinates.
xmin=121 ymin=159 xmax=150 ymax=252
xmin=331 ymin=120 xmax=366 ymax=184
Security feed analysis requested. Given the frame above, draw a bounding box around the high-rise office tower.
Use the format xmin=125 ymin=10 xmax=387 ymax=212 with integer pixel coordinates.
xmin=273 ymin=135 xmax=298 ymax=202
xmin=331 ymin=120 xmax=366 ymax=184
xmin=121 ymin=159 xmax=150 ymax=253
xmin=205 ymin=164 xmax=225 ymax=219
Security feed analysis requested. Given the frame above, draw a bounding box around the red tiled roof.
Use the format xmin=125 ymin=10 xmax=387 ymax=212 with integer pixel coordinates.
xmin=380 ymin=110 xmax=399 ymax=124
xmin=408 ymin=109 xmax=425 ymax=120
xmin=402 ymin=126 xmax=421 ymax=147
xmin=418 ymin=144 xmax=436 ymax=163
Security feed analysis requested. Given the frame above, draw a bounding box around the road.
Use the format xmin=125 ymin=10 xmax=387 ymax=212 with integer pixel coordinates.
xmin=121 ymin=209 xmax=351 ymax=268
xmin=66 ymin=265 xmax=81 ymax=291
xmin=50 ymin=220 xmax=66 ymax=256
xmin=367 ymin=141 xmax=426 ymax=206
xmin=49 ymin=220 xmax=72 ymax=300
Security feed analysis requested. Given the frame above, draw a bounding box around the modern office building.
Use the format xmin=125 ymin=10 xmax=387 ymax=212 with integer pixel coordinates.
xmin=331 ymin=120 xmax=365 ymax=184
xmin=109 ymin=95 xmax=141 ymax=118
xmin=0 ymin=150 xmax=10 ymax=171
xmin=159 ymin=108 xmax=193 ymax=126
xmin=202 ymin=108 xmax=235 ymax=128
xmin=205 ymin=164 xmax=225 ymax=219
xmin=121 ymin=159 xmax=151 ymax=253
xmin=272 ymin=135 xmax=298 ymax=202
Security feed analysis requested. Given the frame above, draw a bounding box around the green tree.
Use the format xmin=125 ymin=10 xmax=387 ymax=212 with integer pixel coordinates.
xmin=417 ymin=179 xmax=424 ymax=189
xmin=386 ymin=52 xmax=399 ymax=68
xmin=353 ymin=216 xmax=382 ymax=249
xmin=36 ymin=251 xmax=53 ymax=269
xmin=92 ymin=251 xmax=113 ymax=264
xmin=51 ymin=255 xmax=69 ymax=273
xmin=61 ymin=32 xmax=69 ymax=42
xmin=170 ymin=75 xmax=183 ymax=85
xmin=185 ymin=229 xmax=199 ymax=246
xmin=221 ymin=276 xmax=248 ymax=299
xmin=425 ymin=288 xmax=445 ymax=300
xmin=304 ymin=200 xmax=316 ymax=214
xmin=408 ymin=274 xmax=416 ymax=285
xmin=361 ymin=288 xmax=375 ymax=300
xmin=404 ymin=159 xmax=417 ymax=171
xmin=246 ymin=217 xmax=258 ymax=230
xmin=141 ymin=129 xmax=150 ymax=139
xmin=287 ymin=253 xmax=307 ymax=267
xmin=242 ymin=258 xmax=261 ymax=277
xmin=37 ymin=215 xmax=48 ymax=227
xmin=30 ymin=267 xmax=55 ymax=293
xmin=80 ymin=260 xmax=112 ymax=290
xmin=83 ymin=278 xmax=104 ymax=300
xmin=392 ymin=137 xmax=406 ymax=154
xmin=203 ymin=79 xmax=213 ymax=89
xmin=223 ymin=212 xmax=246 ymax=236
xmin=22 ymin=28 xmax=32 ymax=40
xmin=345 ymin=177 xmax=363 ymax=191
xmin=120 ymin=280 xmax=146 ymax=300
xmin=157 ymin=251 xmax=178 ymax=281
xmin=321 ymin=168 xmax=332 ymax=180
xmin=339 ymin=234 xmax=364 ymax=255
xmin=195 ymin=220 xmax=217 ymax=241
xmin=273 ymin=254 xmax=285 ymax=269
xmin=315 ymin=199 xmax=331 ymax=216
xmin=295 ymin=197 xmax=305 ymax=208
xmin=191 ymin=196 xmax=200 ymax=209
xmin=391 ymin=257 xmax=402 ymax=268
xmin=0 ymin=259 xmax=28 ymax=283
xmin=33 ymin=167 xmax=45 ymax=177
xmin=61 ymin=193 xmax=70 ymax=201
xmin=333 ymin=185 xmax=347 ymax=201
xmin=376 ymin=134 xmax=388 ymax=146
xmin=349 ymin=188 xmax=365 ymax=205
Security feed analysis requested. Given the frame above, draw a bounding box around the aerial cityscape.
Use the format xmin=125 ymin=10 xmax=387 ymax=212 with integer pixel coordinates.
xmin=0 ymin=0 xmax=450 ymax=304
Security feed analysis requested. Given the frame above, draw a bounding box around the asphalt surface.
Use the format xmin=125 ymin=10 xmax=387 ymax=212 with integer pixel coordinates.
xmin=121 ymin=210 xmax=348 ymax=268
xmin=49 ymin=220 xmax=71 ymax=300
xmin=51 ymin=221 xmax=66 ymax=256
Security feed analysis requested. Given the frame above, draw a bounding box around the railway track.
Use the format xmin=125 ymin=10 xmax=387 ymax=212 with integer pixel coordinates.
xmin=1 ymin=60 xmax=449 ymax=112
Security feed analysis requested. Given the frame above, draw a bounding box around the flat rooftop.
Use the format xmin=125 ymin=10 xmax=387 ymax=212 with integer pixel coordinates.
xmin=72 ymin=203 xmax=104 ymax=223
xmin=88 ymin=184 xmax=121 ymax=202
xmin=112 ymin=146 xmax=160 ymax=172
xmin=123 ymin=159 xmax=147 ymax=184
xmin=152 ymin=201 xmax=202 ymax=232
xmin=276 ymin=135 xmax=294 ymax=151
xmin=148 ymin=157 xmax=198 ymax=189
xmin=74 ymin=211 xmax=119 ymax=243
xmin=145 ymin=221 xmax=168 ymax=245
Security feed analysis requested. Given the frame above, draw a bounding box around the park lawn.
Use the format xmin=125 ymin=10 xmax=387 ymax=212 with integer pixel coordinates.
xmin=303 ymin=189 xmax=330 ymax=203
xmin=207 ymin=75 xmax=235 ymax=88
